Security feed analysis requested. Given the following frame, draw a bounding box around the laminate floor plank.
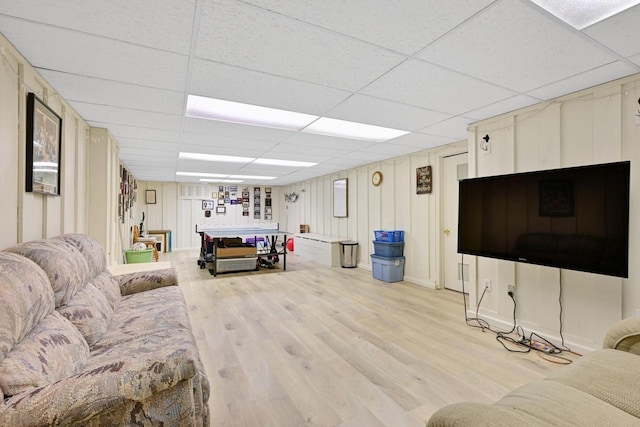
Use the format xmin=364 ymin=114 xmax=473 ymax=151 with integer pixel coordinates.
xmin=167 ymin=250 xmax=569 ymax=426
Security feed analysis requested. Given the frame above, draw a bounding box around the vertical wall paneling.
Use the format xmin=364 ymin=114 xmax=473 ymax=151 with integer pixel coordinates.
xmin=0 ymin=46 xmax=20 ymax=248
xmin=469 ymin=75 xmax=640 ymax=350
xmin=1 ymin=33 xmax=90 ymax=250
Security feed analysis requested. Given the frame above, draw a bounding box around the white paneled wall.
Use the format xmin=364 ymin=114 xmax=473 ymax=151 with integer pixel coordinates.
xmin=281 ymin=141 xmax=468 ymax=288
xmin=468 ymin=74 xmax=640 ymax=351
xmin=0 ymin=33 xmax=90 ymax=249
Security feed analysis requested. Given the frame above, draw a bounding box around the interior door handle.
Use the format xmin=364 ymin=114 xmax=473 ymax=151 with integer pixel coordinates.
xmin=444 ymin=229 xmax=451 ymax=236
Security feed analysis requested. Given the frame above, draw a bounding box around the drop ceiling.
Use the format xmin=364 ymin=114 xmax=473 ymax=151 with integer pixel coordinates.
xmin=1 ymin=0 xmax=639 ymax=185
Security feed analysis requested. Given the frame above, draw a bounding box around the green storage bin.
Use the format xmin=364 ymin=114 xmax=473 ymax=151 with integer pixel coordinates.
xmin=125 ymin=248 xmax=154 ymax=263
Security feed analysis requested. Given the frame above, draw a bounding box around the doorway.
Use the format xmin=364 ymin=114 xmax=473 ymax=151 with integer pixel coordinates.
xmin=442 ymin=153 xmax=468 ymax=292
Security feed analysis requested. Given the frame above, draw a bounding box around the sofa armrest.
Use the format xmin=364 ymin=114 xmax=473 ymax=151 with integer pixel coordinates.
xmin=116 ymin=267 xmax=179 ymax=296
xmin=0 ymin=348 xmax=196 ymax=425
xmin=427 ymin=402 xmax=547 ymax=427
xmin=603 ymin=317 xmax=640 ymax=355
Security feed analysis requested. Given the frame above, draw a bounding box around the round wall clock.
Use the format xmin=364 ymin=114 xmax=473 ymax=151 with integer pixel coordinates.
xmin=372 ymin=171 xmax=383 ymax=186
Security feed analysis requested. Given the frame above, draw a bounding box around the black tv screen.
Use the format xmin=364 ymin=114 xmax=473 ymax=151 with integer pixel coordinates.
xmin=458 ymin=161 xmax=630 ymax=278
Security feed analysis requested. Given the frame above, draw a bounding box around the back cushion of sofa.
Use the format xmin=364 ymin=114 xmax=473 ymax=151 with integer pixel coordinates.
xmin=0 ymin=253 xmax=55 ymax=361
xmin=57 ymin=282 xmax=114 ymax=346
xmin=0 ymin=311 xmax=89 ymax=396
xmin=55 ymin=233 xmax=106 ymax=279
xmin=4 ymin=239 xmax=90 ymax=308
xmin=91 ymin=271 xmax=122 ymax=310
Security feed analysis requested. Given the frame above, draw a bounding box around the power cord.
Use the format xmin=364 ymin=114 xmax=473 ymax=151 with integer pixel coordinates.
xmin=459 ymin=259 xmax=579 ymax=362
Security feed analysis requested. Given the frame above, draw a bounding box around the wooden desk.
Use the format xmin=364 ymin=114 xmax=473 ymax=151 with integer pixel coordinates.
xmin=148 ymin=229 xmax=171 ymax=252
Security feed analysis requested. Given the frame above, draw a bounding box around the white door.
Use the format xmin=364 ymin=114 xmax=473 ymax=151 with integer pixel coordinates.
xmin=443 ymin=153 xmax=468 ymax=292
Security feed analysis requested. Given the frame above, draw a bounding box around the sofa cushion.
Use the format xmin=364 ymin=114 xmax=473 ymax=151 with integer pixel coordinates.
xmin=546 ymin=349 xmax=640 ymax=418
xmin=494 ymin=379 xmax=639 ymax=426
xmin=57 ymin=282 xmax=114 ymax=346
xmin=91 ymin=271 xmax=121 ymax=311
xmin=92 ymin=286 xmax=193 ymax=350
xmin=55 ymin=233 xmax=106 ymax=279
xmin=4 ymin=240 xmax=90 ymax=308
xmin=0 ymin=311 xmax=89 ymax=396
xmin=0 ymin=253 xmax=55 ymax=361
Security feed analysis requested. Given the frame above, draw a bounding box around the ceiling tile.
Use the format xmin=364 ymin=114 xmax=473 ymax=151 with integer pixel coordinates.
xmin=284 ymin=132 xmax=374 ymax=151
xmin=0 ymin=19 xmax=188 ymax=91
xmin=182 ymin=118 xmax=294 ymax=143
xmin=526 ymin=61 xmax=639 ymax=100
xmin=0 ymin=0 xmax=196 ymax=54
xmin=69 ymin=102 xmax=183 ymax=131
xmin=416 ymin=1 xmax=619 ymax=92
xmin=325 ymin=94 xmax=452 ymax=131
xmin=240 ymin=0 xmax=494 ymax=55
xmin=195 ymin=0 xmax=406 ymax=91
xmin=465 ymin=94 xmax=544 ymax=121
xmin=583 ymin=5 xmax=640 ymax=58
xmin=418 ymin=116 xmax=476 ymax=140
xmin=386 ymin=132 xmax=458 ymax=149
xmin=190 ymin=59 xmax=351 ymax=115
xmin=37 ymin=70 xmax=184 ymax=114
xmin=179 ymin=134 xmax=279 ymax=153
xmin=89 ymin=124 xmax=179 ymax=144
xmin=362 ymin=59 xmax=516 ymax=114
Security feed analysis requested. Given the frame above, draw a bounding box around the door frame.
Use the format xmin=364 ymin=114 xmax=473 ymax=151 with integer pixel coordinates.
xmin=437 ymin=151 xmax=476 ymax=300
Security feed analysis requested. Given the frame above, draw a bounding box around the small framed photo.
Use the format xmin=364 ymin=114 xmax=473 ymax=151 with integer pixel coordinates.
xmin=216 ymin=206 xmax=226 ymax=214
xmin=145 ymin=189 xmax=157 ymax=204
xmin=212 ymin=192 xmax=218 ymax=198
xmin=202 ymin=200 xmax=214 ymax=210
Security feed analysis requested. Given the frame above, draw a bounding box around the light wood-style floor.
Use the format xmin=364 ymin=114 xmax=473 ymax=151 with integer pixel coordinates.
xmin=167 ymin=250 xmax=566 ymax=427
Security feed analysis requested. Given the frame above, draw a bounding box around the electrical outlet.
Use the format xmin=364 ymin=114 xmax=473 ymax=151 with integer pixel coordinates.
xmin=508 ymin=285 xmax=515 ymax=296
xmin=483 ymin=279 xmax=491 ymax=292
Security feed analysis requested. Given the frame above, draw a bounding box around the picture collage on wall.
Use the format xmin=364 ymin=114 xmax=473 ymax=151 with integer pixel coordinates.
xmin=201 ymin=186 xmax=267 ymax=218
xmin=253 ymin=187 xmax=261 ymax=219
xmin=265 ymin=187 xmax=272 ymax=220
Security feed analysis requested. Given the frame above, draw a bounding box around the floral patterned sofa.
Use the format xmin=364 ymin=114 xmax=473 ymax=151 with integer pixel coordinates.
xmin=0 ymin=233 xmax=209 ymax=426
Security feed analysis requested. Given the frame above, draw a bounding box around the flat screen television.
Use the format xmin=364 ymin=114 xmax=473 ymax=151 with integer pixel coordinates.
xmin=458 ymin=161 xmax=630 ymax=278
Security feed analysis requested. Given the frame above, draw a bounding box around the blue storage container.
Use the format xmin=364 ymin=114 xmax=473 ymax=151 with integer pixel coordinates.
xmin=373 ymin=230 xmax=404 ymax=242
xmin=371 ymin=254 xmax=405 ymax=283
xmin=372 ymin=241 xmax=404 ymax=257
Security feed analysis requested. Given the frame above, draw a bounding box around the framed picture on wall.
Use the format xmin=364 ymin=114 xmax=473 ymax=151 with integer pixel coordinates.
xmin=333 ymin=178 xmax=348 ymax=217
xmin=25 ymin=92 xmax=62 ymax=196
xmin=145 ymin=189 xmax=156 ymax=204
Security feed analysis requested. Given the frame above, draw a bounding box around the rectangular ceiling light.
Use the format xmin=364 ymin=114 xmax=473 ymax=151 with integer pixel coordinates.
xmin=200 ymin=179 xmax=244 ymax=183
xmin=228 ymin=174 xmax=276 ymax=180
xmin=186 ymin=95 xmax=319 ymax=131
xmin=179 ymin=152 xmax=254 ymax=163
xmin=530 ymin=0 xmax=640 ymax=29
xmin=176 ymin=171 xmax=227 ymax=178
xmin=302 ymin=117 xmax=409 ymax=142
xmin=253 ymin=158 xmax=317 ymax=167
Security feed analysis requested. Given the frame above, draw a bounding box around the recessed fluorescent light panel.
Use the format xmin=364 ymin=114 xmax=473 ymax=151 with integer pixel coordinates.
xmin=228 ymin=175 xmax=276 ymax=180
xmin=302 ymin=117 xmax=409 ymax=142
xmin=179 ymin=152 xmax=254 ymax=163
xmin=199 ymin=179 xmax=244 ymax=183
xmin=530 ymin=0 xmax=640 ymax=29
xmin=176 ymin=171 xmax=227 ymax=178
xmin=253 ymin=158 xmax=317 ymax=167
xmin=186 ymin=95 xmax=318 ymax=131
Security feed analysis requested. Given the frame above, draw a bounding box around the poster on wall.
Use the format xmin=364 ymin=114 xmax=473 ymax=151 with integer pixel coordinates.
xmin=416 ymin=166 xmax=432 ymax=194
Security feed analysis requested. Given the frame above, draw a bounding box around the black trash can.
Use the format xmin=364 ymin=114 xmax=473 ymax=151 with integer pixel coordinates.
xmin=340 ymin=241 xmax=358 ymax=268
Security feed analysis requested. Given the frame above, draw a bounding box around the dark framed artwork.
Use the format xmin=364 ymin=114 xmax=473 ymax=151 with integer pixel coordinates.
xmin=26 ymin=92 xmax=62 ymax=195
xmin=539 ymin=179 xmax=574 ymax=216
xmin=416 ymin=166 xmax=432 ymax=194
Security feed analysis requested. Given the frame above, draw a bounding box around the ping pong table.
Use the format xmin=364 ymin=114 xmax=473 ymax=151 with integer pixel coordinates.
xmin=195 ymin=225 xmax=291 ymax=276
